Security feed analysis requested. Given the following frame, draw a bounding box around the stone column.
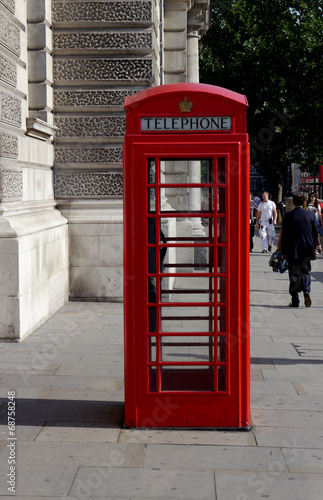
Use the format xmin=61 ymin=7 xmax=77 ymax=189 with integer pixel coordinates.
xmin=187 ymin=24 xmax=205 ymax=239
xmin=163 ymin=1 xmax=187 ymax=83
xmin=187 ymin=26 xmax=200 ymax=83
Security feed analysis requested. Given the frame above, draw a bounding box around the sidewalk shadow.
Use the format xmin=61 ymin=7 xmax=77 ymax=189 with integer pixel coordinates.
xmin=0 ymin=399 xmax=124 ymax=426
xmin=251 ymin=357 xmax=323 ymax=365
xmin=250 ymin=303 xmax=296 ymax=309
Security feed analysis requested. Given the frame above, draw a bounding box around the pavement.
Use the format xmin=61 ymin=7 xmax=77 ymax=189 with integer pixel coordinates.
xmin=1 ymin=234 xmax=323 ymax=499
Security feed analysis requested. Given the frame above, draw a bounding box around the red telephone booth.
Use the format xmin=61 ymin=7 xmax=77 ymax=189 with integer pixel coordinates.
xmin=123 ymin=83 xmax=250 ymax=429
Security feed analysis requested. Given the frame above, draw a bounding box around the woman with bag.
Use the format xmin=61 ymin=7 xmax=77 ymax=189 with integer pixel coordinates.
xmin=306 ymin=192 xmax=323 ymax=254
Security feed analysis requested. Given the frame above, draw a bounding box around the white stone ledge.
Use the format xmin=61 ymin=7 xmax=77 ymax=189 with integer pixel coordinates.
xmin=58 ymin=199 xmax=123 ymax=225
xmin=26 ymin=117 xmax=58 ymax=140
xmin=0 ymin=202 xmax=68 ymax=237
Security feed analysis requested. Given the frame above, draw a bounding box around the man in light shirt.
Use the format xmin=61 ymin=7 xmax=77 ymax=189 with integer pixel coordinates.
xmin=255 ymin=191 xmax=277 ymax=253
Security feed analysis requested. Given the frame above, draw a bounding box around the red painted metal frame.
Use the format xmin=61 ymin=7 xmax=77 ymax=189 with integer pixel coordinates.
xmin=123 ymin=84 xmax=250 ymax=428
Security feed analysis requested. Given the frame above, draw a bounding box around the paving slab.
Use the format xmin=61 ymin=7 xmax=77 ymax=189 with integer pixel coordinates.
xmin=0 ymin=374 xmax=123 ymax=391
xmin=0 ymin=465 xmax=77 ymax=497
xmin=251 ymin=408 xmax=323 ymax=428
xmin=15 ymin=441 xmax=131 ymax=467
xmin=0 ymin=362 xmax=61 ymax=376
xmin=299 ymin=382 xmax=323 ymax=396
xmin=254 ymin=426 xmax=323 ymax=449
xmin=46 ymin=388 xmax=124 ymax=402
xmin=80 ymin=353 xmax=124 ymax=365
xmin=0 ymin=387 xmax=50 ymax=399
xmin=251 ymin=381 xmax=297 ymax=395
xmin=35 ymin=421 xmax=121 ymax=442
xmin=143 ymin=444 xmax=287 ymax=472
xmin=262 ymin=363 xmax=323 ymax=383
xmin=251 ymin=393 xmax=323 ymax=411
xmin=70 ymin=467 xmax=216 ymax=499
xmin=215 ymin=471 xmax=323 ymax=500
xmin=282 ymin=448 xmax=323 ymax=473
xmin=0 ymin=422 xmax=42 ymax=441
xmin=119 ymin=428 xmax=256 ymax=446
xmin=271 ymin=335 xmax=320 ymax=343
xmin=0 ymin=352 xmax=82 ymax=364
xmin=54 ymin=363 xmax=124 ymax=378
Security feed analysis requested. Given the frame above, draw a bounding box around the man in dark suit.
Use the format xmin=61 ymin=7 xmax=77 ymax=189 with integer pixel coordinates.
xmin=279 ymin=194 xmax=318 ymax=307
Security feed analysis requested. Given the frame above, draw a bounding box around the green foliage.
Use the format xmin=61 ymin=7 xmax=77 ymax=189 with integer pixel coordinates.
xmin=200 ymin=0 xmax=323 ymax=193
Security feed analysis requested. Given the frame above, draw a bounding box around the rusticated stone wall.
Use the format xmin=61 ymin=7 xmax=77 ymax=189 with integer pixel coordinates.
xmin=52 ymin=0 xmax=152 ymax=23
xmin=53 ymin=0 xmax=157 ymax=197
xmin=0 ymin=0 xmax=22 ymax=203
xmin=0 ymin=0 xmax=69 ymax=339
xmin=55 ymin=172 xmax=124 ymax=198
xmin=52 ymin=0 xmax=159 ymax=300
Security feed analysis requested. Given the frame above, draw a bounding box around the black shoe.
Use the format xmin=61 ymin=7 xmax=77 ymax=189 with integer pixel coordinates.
xmin=262 ymin=249 xmax=267 ymax=253
xmin=304 ymin=292 xmax=311 ymax=308
xmin=288 ymin=302 xmax=299 ymax=308
xmin=268 ymin=245 xmax=272 ymax=252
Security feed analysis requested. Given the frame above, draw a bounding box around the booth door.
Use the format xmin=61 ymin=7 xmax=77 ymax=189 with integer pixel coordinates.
xmin=128 ymin=143 xmax=246 ymax=428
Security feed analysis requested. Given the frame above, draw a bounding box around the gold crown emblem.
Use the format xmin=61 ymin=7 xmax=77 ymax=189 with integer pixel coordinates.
xmin=179 ymin=97 xmax=193 ymax=113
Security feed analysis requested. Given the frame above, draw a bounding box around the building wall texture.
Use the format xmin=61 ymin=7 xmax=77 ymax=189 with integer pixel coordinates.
xmin=0 ymin=0 xmax=210 ymax=339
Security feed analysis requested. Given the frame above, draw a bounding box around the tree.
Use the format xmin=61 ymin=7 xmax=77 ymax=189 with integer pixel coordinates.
xmin=200 ymin=0 xmax=323 ymax=201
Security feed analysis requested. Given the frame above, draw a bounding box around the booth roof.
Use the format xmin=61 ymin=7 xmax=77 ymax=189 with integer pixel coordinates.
xmin=124 ymin=83 xmax=248 ymax=110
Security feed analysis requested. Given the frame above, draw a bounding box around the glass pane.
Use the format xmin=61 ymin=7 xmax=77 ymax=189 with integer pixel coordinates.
xmin=148 ymin=220 xmax=168 ymax=274
xmin=161 ymin=187 xmax=213 ymax=213
xmin=161 ymin=277 xmax=214 ymax=303
xmin=217 ymin=276 xmax=226 ymax=303
xmin=148 ymin=159 xmax=156 ymax=184
xmin=159 ymin=159 xmax=213 ymax=184
xmin=218 ymin=306 xmax=226 ymax=333
xmin=162 ymin=247 xmax=214 ymax=274
xmin=148 ymin=277 xmax=157 ymax=302
xmin=218 ymin=246 xmax=226 ymax=273
xmin=148 ymin=306 xmax=157 ymax=333
xmin=161 ymin=217 xmax=214 ymax=244
xmin=149 ymin=366 xmax=157 ymax=392
xmin=161 ymin=336 xmax=214 ymax=362
xmin=217 ymin=187 xmax=226 ymax=213
xmin=161 ymin=366 xmax=214 ymax=392
xmin=147 ymin=218 xmax=157 ymax=244
xmin=148 ymin=188 xmax=156 ymax=213
xmin=161 ymin=306 xmax=214 ymax=333
xmin=217 ymin=217 xmax=226 ymax=243
xmin=217 ymin=157 xmax=226 ymax=184
xmin=218 ymin=335 xmax=226 ymax=362
xmin=148 ymin=245 xmax=157 ymax=275
xmin=149 ymin=336 xmax=157 ymax=362
xmin=218 ymin=365 xmax=226 ymax=392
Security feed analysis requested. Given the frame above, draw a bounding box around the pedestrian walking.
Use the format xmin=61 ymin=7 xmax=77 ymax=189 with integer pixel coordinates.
xmin=250 ymin=193 xmax=257 ymax=252
xmin=255 ymin=191 xmax=277 ymax=253
xmin=306 ymin=192 xmax=323 ymax=254
xmin=278 ymin=193 xmax=318 ymax=308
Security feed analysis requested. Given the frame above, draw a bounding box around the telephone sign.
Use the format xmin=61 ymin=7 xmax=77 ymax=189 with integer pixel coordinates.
xmin=123 ymin=83 xmax=250 ymax=429
xmin=141 ymin=116 xmax=232 ymax=132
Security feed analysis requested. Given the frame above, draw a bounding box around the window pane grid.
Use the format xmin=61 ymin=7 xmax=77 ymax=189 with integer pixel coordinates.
xmin=146 ymin=156 xmax=228 ymax=393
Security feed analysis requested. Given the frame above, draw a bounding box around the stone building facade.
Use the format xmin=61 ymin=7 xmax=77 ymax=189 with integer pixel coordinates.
xmin=0 ymin=0 xmax=211 ymax=339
